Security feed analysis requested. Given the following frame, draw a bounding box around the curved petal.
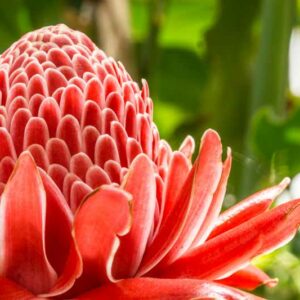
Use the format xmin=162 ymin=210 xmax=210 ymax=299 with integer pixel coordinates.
xmin=191 ymin=148 xmax=232 ymax=248
xmin=216 ymin=265 xmax=278 ymax=291
xmin=0 ymin=152 xmax=57 ymax=294
xmin=160 ymin=198 xmax=300 ymax=280
xmin=38 ymin=169 xmax=82 ymax=297
xmin=113 ymin=154 xmax=156 ymax=278
xmin=73 ymin=186 xmax=131 ymax=291
xmin=162 ymin=130 xmax=223 ymax=262
xmin=138 ymin=130 xmax=223 ymax=276
xmin=45 ymin=241 xmax=82 ymax=297
xmin=76 ymin=278 xmax=264 ymax=300
xmin=153 ymin=151 xmax=190 ymax=240
xmin=179 ymin=135 xmax=195 ymax=160
xmin=208 ymin=178 xmax=290 ymax=239
xmin=0 ymin=277 xmax=34 ymax=300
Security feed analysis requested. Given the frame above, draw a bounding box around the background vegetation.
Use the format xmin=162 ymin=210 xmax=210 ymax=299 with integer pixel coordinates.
xmin=1 ymin=0 xmax=300 ymax=298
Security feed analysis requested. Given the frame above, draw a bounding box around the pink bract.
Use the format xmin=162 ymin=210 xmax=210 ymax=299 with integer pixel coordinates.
xmin=0 ymin=25 xmax=299 ymax=299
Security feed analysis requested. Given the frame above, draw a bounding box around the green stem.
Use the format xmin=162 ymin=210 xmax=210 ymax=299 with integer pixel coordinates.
xmin=251 ymin=0 xmax=295 ymax=115
xmin=241 ymin=0 xmax=295 ymax=197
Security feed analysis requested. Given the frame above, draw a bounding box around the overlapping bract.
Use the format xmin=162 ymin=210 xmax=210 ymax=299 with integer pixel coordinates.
xmin=0 ymin=25 xmax=300 ymax=299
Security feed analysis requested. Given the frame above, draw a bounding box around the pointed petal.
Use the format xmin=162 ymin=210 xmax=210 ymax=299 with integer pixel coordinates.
xmin=0 ymin=277 xmax=34 ymax=300
xmin=191 ymin=148 xmax=232 ymax=248
xmin=0 ymin=152 xmax=57 ymax=294
xmin=73 ymin=186 xmax=131 ymax=290
xmin=77 ymin=278 xmax=264 ymax=300
xmin=152 ymin=151 xmax=190 ymax=240
xmin=216 ymin=265 xmax=278 ymax=291
xmin=161 ymin=198 xmax=300 ymax=280
xmin=161 ymin=152 xmax=190 ymax=223
xmin=138 ymin=130 xmax=223 ymax=276
xmin=209 ymin=178 xmax=290 ymax=239
xmin=113 ymin=154 xmax=156 ymax=278
xmin=164 ymin=130 xmax=223 ymax=261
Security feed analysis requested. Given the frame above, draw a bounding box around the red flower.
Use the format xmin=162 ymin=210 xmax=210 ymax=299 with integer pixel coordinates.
xmin=0 ymin=25 xmax=299 ymax=299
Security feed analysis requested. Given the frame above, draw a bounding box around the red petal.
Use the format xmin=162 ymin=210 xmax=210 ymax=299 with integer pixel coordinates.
xmin=46 ymin=138 xmax=71 ymax=169
xmin=0 ymin=183 xmax=4 ymax=196
xmin=11 ymin=72 xmax=28 ymax=86
xmin=85 ymin=165 xmax=111 ymax=189
xmin=208 ymin=178 xmax=290 ymax=239
xmin=81 ymin=100 xmax=101 ymax=131
xmin=141 ymin=130 xmax=223 ymax=275
xmin=94 ymin=134 xmax=120 ymax=167
xmin=0 ymin=128 xmax=17 ymax=161
xmin=70 ymin=153 xmax=93 ymax=181
xmin=70 ymin=181 xmax=92 ymax=213
xmin=28 ymin=74 xmax=47 ymax=98
xmin=141 ymin=79 xmax=149 ymax=99
xmin=126 ymin=138 xmax=142 ymax=165
xmin=0 ymin=152 xmax=57 ymax=294
xmin=152 ymin=151 xmax=190 ymax=239
xmin=29 ymin=94 xmax=44 ymax=116
xmin=47 ymin=164 xmax=68 ymax=192
xmin=57 ymin=115 xmax=82 ymax=155
xmin=161 ymin=198 xmax=300 ymax=280
xmin=179 ymin=135 xmax=195 ymax=160
xmin=0 ymin=69 xmax=9 ymax=105
xmin=7 ymin=96 xmax=28 ymax=124
xmin=7 ymin=83 xmax=27 ymax=106
xmin=106 ymin=92 xmax=124 ymax=122
xmin=39 ymin=169 xmax=74 ymax=270
xmin=113 ymin=155 xmax=156 ymax=278
xmin=82 ymin=126 xmax=99 ymax=161
xmin=73 ymin=186 xmax=131 ymax=290
xmin=111 ymin=121 xmax=128 ymax=167
xmin=167 ymin=130 xmax=222 ymax=257
xmin=47 ymin=48 xmax=72 ymax=67
xmin=27 ymin=144 xmax=49 ymax=171
xmin=45 ymin=68 xmax=67 ymax=95
xmin=217 ymin=265 xmax=278 ymax=291
xmin=191 ymin=148 xmax=232 ymax=248
xmin=38 ymin=97 xmax=61 ymax=138
xmin=25 ymin=61 xmax=43 ymax=79
xmin=39 ymin=169 xmax=82 ymax=297
xmin=104 ymin=160 xmax=121 ymax=183
xmin=63 ymin=173 xmax=81 ymax=205
xmin=137 ymin=115 xmax=153 ymax=158
xmin=0 ymin=277 xmax=34 ymax=300
xmin=101 ymin=108 xmax=118 ymax=135
xmin=104 ymin=74 xmax=120 ymax=97
xmin=23 ymin=117 xmax=49 ymax=149
xmin=10 ymin=108 xmax=31 ymax=155
xmin=73 ymin=54 xmax=94 ymax=77
xmin=124 ymin=102 xmax=137 ymax=138
xmin=84 ymin=78 xmax=105 ymax=108
xmin=60 ymin=84 xmax=84 ymax=121
xmin=0 ymin=157 xmax=15 ymax=184
xmin=77 ymin=278 xmax=264 ymax=300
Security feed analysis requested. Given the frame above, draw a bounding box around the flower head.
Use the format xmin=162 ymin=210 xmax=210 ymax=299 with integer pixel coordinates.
xmin=0 ymin=25 xmax=300 ymax=299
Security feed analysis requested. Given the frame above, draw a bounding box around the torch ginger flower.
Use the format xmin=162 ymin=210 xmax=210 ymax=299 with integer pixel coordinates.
xmin=0 ymin=25 xmax=299 ymax=299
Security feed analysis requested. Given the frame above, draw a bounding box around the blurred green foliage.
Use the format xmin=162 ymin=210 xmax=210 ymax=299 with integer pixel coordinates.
xmin=0 ymin=0 xmax=64 ymax=50
xmin=1 ymin=0 xmax=300 ymax=298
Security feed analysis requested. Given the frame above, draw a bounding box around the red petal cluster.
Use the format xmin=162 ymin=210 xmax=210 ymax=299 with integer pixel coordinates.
xmin=0 ymin=25 xmax=299 ymax=299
